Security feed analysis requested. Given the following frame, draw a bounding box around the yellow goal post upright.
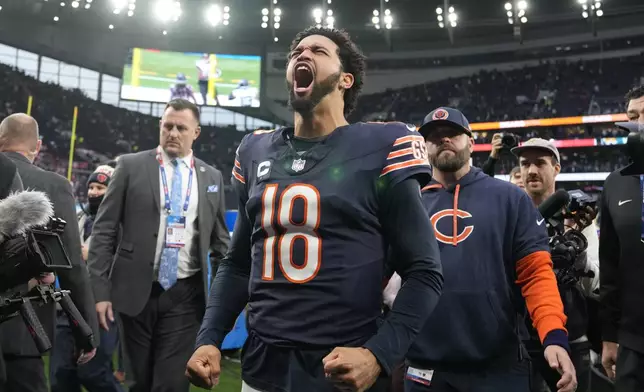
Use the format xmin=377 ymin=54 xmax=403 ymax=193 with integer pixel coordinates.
xmin=67 ymin=106 xmax=78 ymax=181
xmin=207 ymin=54 xmax=218 ymax=104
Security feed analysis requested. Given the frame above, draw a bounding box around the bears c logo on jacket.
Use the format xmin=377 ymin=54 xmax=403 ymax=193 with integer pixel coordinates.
xmin=430 ymin=209 xmax=474 ymax=245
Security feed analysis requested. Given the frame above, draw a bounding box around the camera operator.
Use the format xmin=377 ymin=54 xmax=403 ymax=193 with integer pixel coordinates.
xmin=481 ymin=132 xmax=520 ymax=177
xmin=0 ymin=113 xmax=99 ymax=391
xmin=512 ymin=138 xmax=599 ymax=392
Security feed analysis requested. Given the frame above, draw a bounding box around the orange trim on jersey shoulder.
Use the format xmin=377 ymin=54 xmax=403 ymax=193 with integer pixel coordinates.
xmin=421 ymin=184 xmax=443 ymax=191
xmin=232 ymin=170 xmax=246 ymax=184
xmin=387 ymin=148 xmax=413 ymax=160
xmin=380 ymin=158 xmax=429 ymax=176
xmin=234 ymin=159 xmax=241 ymax=169
xmin=393 ymin=135 xmax=425 ymax=147
xmin=515 ymin=250 xmax=568 ymax=343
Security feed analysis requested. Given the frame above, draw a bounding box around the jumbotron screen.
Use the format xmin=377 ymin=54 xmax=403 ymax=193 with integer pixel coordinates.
xmin=120 ymin=48 xmax=262 ymax=108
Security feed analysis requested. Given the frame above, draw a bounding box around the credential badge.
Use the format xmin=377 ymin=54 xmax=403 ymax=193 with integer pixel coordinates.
xmin=291 ymin=158 xmax=306 ymax=172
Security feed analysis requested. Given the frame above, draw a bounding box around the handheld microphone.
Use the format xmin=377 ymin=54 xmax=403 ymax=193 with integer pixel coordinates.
xmin=538 ymin=189 xmax=570 ymax=220
xmin=0 ymin=191 xmax=53 ymax=243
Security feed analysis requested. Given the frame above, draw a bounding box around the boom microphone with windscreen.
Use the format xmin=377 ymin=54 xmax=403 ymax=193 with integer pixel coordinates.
xmin=538 ymin=189 xmax=571 ymax=220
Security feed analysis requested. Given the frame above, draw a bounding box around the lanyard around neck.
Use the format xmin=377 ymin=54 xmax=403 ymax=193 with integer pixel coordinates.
xmin=157 ymin=147 xmax=194 ymax=214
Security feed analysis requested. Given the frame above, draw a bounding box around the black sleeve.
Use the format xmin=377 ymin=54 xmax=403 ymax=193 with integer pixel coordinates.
xmin=598 ymin=184 xmax=620 ymax=343
xmin=195 ymin=192 xmax=251 ymax=349
xmin=363 ymin=178 xmax=444 ymax=375
xmin=481 ymin=156 xmax=498 ymax=177
xmin=54 ymin=178 xmax=100 ymax=342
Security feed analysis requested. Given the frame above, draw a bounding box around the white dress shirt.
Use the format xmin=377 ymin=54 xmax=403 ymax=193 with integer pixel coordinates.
xmin=153 ymin=148 xmax=200 ymax=280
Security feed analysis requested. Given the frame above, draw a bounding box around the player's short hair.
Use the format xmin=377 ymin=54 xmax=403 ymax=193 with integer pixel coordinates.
xmin=625 ymin=85 xmax=644 ymax=107
xmin=165 ymin=98 xmax=200 ymax=123
xmin=289 ymin=27 xmax=366 ymax=116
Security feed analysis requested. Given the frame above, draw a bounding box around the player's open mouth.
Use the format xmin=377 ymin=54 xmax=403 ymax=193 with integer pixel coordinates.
xmin=293 ymin=63 xmax=314 ymax=97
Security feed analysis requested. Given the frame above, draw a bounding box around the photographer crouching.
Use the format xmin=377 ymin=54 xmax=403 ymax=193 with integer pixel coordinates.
xmin=512 ymin=138 xmax=599 ymax=392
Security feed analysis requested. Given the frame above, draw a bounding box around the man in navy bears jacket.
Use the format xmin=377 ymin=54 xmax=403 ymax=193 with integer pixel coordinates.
xmin=390 ymin=107 xmax=578 ymax=392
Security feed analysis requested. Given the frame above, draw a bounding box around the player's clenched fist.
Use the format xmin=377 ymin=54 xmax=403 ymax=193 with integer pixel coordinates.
xmin=322 ymin=347 xmax=381 ymax=392
xmin=185 ymin=345 xmax=222 ymax=390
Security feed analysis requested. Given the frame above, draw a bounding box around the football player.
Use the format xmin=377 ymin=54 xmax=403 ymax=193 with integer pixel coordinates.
xmin=169 ymin=73 xmax=197 ymax=104
xmin=186 ymin=27 xmax=444 ymax=392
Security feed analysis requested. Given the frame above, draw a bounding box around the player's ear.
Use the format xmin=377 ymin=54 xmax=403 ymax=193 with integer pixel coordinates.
xmin=468 ymin=136 xmax=475 ymax=153
xmin=341 ymin=72 xmax=354 ymax=90
xmin=194 ymin=126 xmax=201 ymax=140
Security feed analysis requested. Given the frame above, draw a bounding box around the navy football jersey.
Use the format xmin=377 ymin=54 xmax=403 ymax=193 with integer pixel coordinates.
xmin=231 ymin=122 xmax=431 ymax=347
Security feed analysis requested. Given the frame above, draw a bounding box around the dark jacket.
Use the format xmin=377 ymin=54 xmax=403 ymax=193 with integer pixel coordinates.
xmin=599 ymin=169 xmax=644 ymax=353
xmin=0 ymin=153 xmax=23 ymax=382
xmin=0 ymin=152 xmax=99 ymax=356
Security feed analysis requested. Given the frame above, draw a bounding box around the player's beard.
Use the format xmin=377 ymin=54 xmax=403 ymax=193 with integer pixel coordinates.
xmin=431 ymin=146 xmax=470 ymax=173
xmin=287 ymin=71 xmax=341 ymax=114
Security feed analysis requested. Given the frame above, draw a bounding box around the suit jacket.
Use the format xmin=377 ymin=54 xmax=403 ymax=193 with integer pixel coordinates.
xmin=0 ymin=152 xmax=99 ymax=356
xmin=88 ymin=149 xmax=230 ymax=316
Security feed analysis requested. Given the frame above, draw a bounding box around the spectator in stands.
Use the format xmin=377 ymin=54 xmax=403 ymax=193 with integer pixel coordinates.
xmin=0 ymin=113 xmax=99 ymax=392
xmin=480 ymin=133 xmax=504 ymax=176
xmin=88 ymin=99 xmax=230 ymax=392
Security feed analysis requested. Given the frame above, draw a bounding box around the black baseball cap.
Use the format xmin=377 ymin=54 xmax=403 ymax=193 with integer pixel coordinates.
xmin=418 ymin=107 xmax=473 ymax=139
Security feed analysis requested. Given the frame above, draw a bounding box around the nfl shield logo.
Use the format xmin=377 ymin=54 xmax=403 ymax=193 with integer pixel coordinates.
xmin=291 ymin=158 xmax=306 ymax=172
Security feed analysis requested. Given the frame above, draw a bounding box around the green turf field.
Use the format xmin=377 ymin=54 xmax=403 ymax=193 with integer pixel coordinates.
xmin=44 ymin=354 xmax=242 ymax=392
xmin=122 ymin=49 xmax=260 ymax=98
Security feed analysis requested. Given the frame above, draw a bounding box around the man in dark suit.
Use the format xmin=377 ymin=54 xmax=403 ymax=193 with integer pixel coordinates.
xmin=88 ymin=98 xmax=230 ymax=392
xmin=0 ymin=113 xmax=99 ymax=392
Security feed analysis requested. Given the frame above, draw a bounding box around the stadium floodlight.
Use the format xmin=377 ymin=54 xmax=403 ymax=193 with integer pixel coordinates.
xmin=384 ymin=9 xmax=392 ymax=29
xmin=326 ymin=15 xmax=334 ymax=28
xmin=53 ymin=16 xmax=59 ymax=21
xmin=60 ymin=2 xmax=65 ymax=6
xmin=71 ymin=1 xmax=79 ymax=8
xmin=109 ymin=24 xmax=114 ymax=29
xmin=274 ymin=37 xmax=279 ymax=42
xmin=162 ymin=30 xmax=167 ymax=35
xmin=517 ymin=0 xmax=528 ymax=10
xmin=261 ymin=8 xmax=268 ymax=15
xmin=261 ymin=22 xmax=268 ymax=28
xmin=436 ymin=7 xmax=444 ymax=28
xmin=112 ymin=0 xmax=126 ymax=13
xmin=578 ymin=0 xmax=602 ymax=19
xmin=313 ymin=7 xmax=323 ymax=26
xmin=206 ymin=4 xmax=222 ymax=26
xmin=447 ymin=6 xmax=457 ymax=28
xmin=154 ymin=0 xmax=182 ymax=23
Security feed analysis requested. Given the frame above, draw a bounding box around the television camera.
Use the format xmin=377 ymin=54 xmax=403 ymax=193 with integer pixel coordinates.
xmin=0 ymin=191 xmax=94 ymax=354
xmin=538 ymin=189 xmax=597 ymax=287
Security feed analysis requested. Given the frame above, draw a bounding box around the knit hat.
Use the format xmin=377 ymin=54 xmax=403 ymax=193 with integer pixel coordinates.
xmin=87 ymin=165 xmax=114 ymax=188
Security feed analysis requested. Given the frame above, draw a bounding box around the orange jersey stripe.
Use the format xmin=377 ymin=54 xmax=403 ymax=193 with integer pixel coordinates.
xmin=380 ymin=158 xmax=429 ymax=176
xmin=234 ymin=159 xmax=241 ymax=169
xmin=232 ymin=170 xmax=246 ymax=184
xmin=387 ymin=148 xmax=413 ymax=160
xmin=515 ymin=250 xmax=567 ymax=343
xmin=393 ymin=135 xmax=424 ymax=147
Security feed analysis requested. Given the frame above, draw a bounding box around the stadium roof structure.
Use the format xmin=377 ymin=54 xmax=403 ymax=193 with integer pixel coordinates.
xmin=3 ymin=0 xmax=644 ymax=52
